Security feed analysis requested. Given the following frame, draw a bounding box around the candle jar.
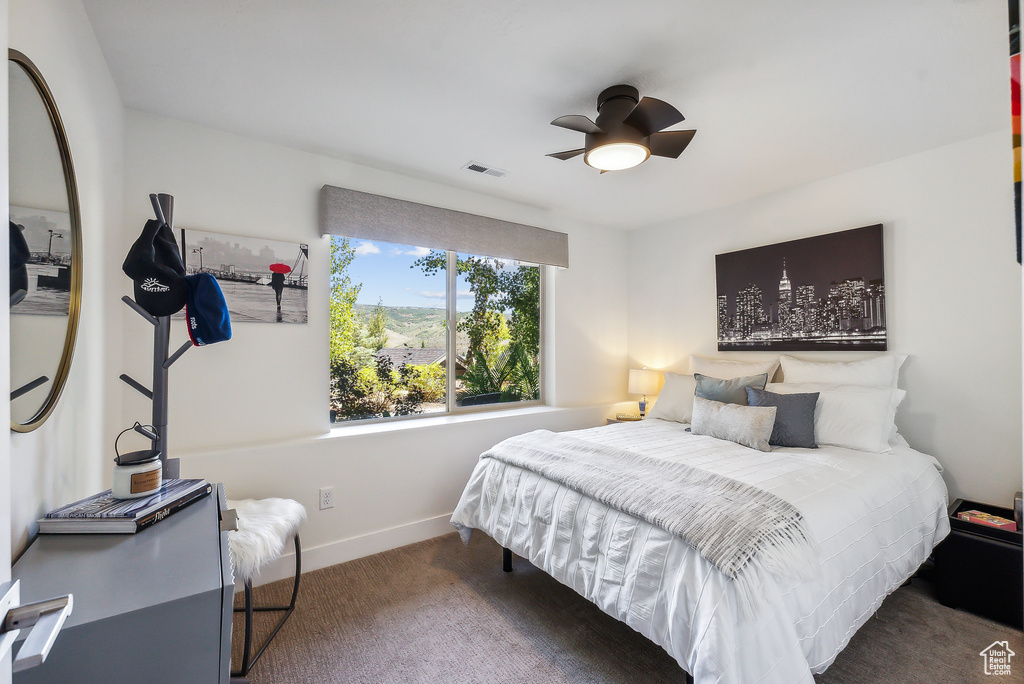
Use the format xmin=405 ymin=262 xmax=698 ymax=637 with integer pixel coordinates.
xmin=112 ymin=423 xmax=163 ymax=500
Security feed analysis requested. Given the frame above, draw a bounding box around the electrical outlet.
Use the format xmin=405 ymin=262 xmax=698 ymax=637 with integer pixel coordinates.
xmin=319 ymin=486 xmax=335 ymax=510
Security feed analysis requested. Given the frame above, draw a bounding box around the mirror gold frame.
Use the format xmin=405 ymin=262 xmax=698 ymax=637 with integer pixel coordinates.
xmin=9 ymin=49 xmax=83 ymax=432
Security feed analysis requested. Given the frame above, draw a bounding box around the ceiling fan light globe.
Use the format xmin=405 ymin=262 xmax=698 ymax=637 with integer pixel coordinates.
xmin=584 ymin=142 xmax=650 ymax=171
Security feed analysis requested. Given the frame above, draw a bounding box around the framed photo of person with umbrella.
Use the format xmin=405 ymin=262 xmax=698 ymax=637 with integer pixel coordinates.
xmin=178 ymin=228 xmax=308 ymax=323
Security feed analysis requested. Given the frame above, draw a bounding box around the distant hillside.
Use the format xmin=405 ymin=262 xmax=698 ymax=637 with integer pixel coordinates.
xmin=354 ymin=304 xmax=468 ymax=349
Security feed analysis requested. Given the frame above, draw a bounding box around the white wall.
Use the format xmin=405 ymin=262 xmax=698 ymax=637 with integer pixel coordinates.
xmin=629 ymin=131 xmax=1021 ymax=505
xmin=120 ymin=110 xmax=628 ymax=579
xmin=8 ymin=0 xmax=125 ymax=556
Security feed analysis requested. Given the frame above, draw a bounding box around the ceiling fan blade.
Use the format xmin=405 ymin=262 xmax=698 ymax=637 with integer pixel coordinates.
xmin=647 ymin=130 xmax=696 ymax=158
xmin=623 ymin=97 xmax=685 ymax=136
xmin=551 ymin=115 xmax=602 ymax=135
xmin=546 ymin=148 xmax=586 ymax=161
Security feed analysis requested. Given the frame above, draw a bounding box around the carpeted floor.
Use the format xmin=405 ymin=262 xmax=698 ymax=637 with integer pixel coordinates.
xmin=235 ymin=533 xmax=1023 ymax=683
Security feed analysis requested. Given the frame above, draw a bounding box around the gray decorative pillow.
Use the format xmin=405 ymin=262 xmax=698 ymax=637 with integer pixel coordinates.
xmin=690 ymin=396 xmax=777 ymax=452
xmin=694 ymin=372 xmax=769 ymax=405
xmin=745 ymin=386 xmax=819 ymax=449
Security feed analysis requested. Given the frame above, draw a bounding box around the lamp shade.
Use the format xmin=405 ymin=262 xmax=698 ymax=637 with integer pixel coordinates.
xmin=628 ymin=368 xmax=660 ymax=396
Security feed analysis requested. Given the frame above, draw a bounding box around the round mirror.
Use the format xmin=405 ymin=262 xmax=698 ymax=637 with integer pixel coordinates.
xmin=9 ymin=49 xmax=82 ymax=432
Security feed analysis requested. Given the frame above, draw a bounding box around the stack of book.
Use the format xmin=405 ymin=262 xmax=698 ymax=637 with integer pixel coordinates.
xmin=38 ymin=479 xmax=212 ymax=534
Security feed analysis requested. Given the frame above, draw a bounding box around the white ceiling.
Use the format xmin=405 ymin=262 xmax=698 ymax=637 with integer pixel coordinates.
xmin=83 ymin=0 xmax=1008 ymax=230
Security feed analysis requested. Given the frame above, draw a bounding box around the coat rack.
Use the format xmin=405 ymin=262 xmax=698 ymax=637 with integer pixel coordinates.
xmin=118 ymin=193 xmax=191 ymax=480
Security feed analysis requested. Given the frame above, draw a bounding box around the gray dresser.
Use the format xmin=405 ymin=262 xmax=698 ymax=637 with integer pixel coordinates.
xmin=12 ymin=485 xmax=234 ymax=683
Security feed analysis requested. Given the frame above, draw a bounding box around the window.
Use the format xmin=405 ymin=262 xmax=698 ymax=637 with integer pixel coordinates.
xmin=454 ymin=252 xmax=541 ymax=408
xmin=319 ymin=185 xmax=565 ymax=424
xmin=329 ymin=237 xmax=541 ymax=423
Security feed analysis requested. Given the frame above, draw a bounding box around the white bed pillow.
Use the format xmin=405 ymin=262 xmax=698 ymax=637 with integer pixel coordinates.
xmin=689 ymin=355 xmax=780 ymax=381
xmin=766 ymin=382 xmax=905 ymax=454
xmin=646 ymin=372 xmax=697 ymax=424
xmin=779 ymin=354 xmax=907 ymax=388
xmin=690 ymin=396 xmax=777 ymax=452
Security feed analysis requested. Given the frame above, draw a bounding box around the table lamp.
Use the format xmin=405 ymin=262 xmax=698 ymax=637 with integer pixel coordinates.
xmin=628 ymin=368 xmax=660 ymax=416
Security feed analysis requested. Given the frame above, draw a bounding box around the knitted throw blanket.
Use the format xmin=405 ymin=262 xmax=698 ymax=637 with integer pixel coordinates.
xmin=481 ymin=430 xmax=820 ymax=614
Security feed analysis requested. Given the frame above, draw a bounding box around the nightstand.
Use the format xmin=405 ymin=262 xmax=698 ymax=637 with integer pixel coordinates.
xmin=933 ymin=498 xmax=1022 ymax=628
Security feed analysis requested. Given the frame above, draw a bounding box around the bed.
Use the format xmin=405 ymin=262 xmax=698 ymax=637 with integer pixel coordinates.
xmin=450 ymin=417 xmax=949 ymax=684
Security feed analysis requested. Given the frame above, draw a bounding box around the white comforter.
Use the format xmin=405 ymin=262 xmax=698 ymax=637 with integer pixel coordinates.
xmin=450 ymin=419 xmax=950 ymax=684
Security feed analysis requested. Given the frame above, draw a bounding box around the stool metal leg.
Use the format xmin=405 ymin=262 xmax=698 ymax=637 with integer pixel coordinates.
xmin=253 ymin=535 xmax=301 ymax=613
xmin=236 ymin=580 xmax=254 ymax=677
xmin=231 ymin=534 xmax=302 ymax=677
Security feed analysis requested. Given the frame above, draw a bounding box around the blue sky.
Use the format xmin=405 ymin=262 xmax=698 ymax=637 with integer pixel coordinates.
xmin=340 ymin=237 xmax=475 ymax=311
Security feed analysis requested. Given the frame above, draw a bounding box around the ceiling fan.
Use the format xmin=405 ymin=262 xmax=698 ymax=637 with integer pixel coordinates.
xmin=547 ymin=85 xmax=695 ymax=172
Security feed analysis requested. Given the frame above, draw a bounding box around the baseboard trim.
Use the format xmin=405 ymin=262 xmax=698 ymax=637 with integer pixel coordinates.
xmin=239 ymin=512 xmax=456 ymax=589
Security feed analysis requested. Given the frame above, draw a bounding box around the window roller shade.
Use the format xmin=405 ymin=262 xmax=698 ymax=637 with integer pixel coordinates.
xmin=319 ymin=185 xmax=569 ymax=268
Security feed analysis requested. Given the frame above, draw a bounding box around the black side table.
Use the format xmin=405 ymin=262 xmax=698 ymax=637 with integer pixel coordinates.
xmin=933 ymin=498 xmax=1022 ymax=628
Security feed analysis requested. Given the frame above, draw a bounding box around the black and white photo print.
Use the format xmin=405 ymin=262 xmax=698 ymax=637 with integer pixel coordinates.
xmin=179 ymin=228 xmax=309 ymax=324
xmin=716 ymin=224 xmax=886 ymax=351
xmin=9 ymin=205 xmax=73 ymax=316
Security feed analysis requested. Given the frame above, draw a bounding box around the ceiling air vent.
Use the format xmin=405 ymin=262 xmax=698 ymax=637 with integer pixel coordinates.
xmin=462 ymin=161 xmax=507 ymax=178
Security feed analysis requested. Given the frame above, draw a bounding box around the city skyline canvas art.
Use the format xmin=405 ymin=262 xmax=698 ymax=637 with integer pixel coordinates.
xmin=716 ymin=225 xmax=886 ymax=351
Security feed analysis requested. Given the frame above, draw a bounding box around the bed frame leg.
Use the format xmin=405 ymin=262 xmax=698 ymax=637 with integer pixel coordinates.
xmin=502 ymin=547 xmax=513 ymax=572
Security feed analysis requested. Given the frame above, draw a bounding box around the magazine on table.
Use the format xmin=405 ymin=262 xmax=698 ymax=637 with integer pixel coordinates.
xmin=38 ymin=478 xmax=212 ymax=534
xmin=956 ymin=509 xmax=1018 ymax=531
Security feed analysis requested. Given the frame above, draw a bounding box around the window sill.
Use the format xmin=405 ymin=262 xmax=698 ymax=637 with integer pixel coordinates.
xmin=323 ymin=404 xmax=566 ymax=439
xmin=172 ymin=404 xmax=610 ymax=459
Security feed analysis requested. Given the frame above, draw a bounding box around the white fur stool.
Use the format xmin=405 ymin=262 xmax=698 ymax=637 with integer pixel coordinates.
xmin=227 ymin=497 xmax=306 ymax=678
